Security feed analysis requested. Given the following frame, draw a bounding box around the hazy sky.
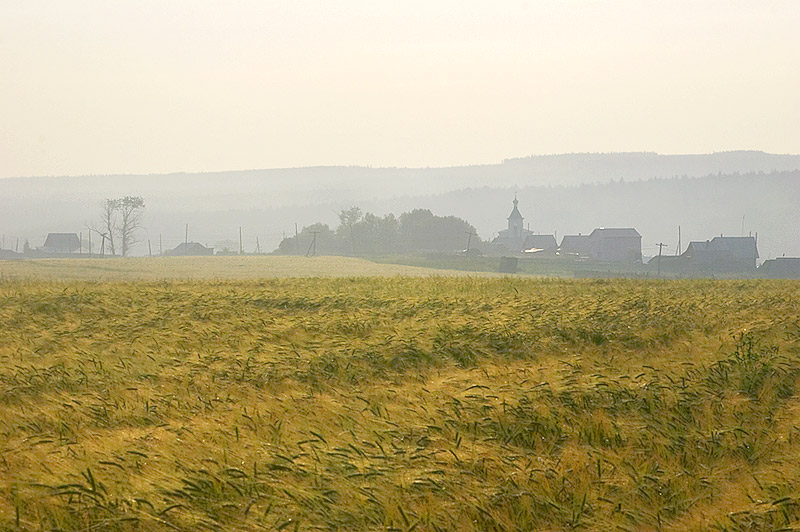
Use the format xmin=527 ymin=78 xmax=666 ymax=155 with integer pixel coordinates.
xmin=2 ymin=1 xmax=799 ymax=178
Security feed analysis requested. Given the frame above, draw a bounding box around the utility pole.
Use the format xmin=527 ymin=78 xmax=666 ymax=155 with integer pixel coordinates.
xmin=306 ymin=230 xmax=320 ymax=257
xmin=239 ymin=226 xmax=243 ymax=255
xmin=675 ymin=226 xmax=681 ymax=256
xmin=464 ymin=230 xmax=477 ymax=253
xmin=295 ymin=223 xmax=300 ymax=255
xmin=256 ymin=237 xmax=261 ymax=254
xmin=88 ymin=231 xmax=92 ymax=257
xmin=159 ymin=234 xmax=163 ymax=256
xmin=185 ymin=224 xmax=189 ymax=247
xmin=656 ymin=242 xmax=665 ymax=277
xmin=148 ymin=239 xmax=152 ymax=257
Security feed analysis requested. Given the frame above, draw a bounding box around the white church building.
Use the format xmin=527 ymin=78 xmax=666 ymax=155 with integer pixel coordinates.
xmin=492 ymin=196 xmax=557 ymax=253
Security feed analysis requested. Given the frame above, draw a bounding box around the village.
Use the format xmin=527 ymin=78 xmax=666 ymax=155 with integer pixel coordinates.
xmin=487 ymin=196 xmax=799 ymax=278
xmin=1 ymin=195 xmax=797 ymax=280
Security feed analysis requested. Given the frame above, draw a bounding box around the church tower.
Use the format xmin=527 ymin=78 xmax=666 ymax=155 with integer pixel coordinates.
xmin=507 ymin=195 xmax=524 ymax=237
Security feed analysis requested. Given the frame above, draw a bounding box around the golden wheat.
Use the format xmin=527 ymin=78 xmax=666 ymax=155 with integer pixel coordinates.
xmin=0 ymin=271 xmax=799 ymax=531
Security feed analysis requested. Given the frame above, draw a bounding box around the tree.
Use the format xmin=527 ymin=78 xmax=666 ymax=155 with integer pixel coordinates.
xmin=338 ymin=206 xmax=363 ymax=254
xmin=90 ymin=196 xmax=146 ymax=256
xmin=99 ymin=199 xmax=118 ymax=256
xmin=118 ymin=196 xmax=145 ymax=257
xmin=399 ymin=209 xmax=478 ymax=252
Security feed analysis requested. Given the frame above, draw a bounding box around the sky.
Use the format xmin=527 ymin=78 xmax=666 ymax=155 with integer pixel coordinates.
xmin=1 ymin=1 xmax=799 ymax=178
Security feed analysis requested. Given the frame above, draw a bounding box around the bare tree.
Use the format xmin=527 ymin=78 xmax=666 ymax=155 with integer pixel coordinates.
xmin=89 ymin=196 xmax=146 ymax=257
xmin=118 ymin=196 xmax=145 ymax=257
xmin=100 ymin=199 xmax=119 ymax=256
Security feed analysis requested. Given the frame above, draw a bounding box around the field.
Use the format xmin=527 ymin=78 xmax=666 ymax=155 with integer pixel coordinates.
xmin=1 ymin=267 xmax=800 ymax=531
xmin=0 ymin=256 xmax=482 ymax=281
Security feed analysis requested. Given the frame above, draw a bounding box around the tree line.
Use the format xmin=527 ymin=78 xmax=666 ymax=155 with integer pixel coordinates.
xmin=275 ymin=208 xmax=481 ymax=256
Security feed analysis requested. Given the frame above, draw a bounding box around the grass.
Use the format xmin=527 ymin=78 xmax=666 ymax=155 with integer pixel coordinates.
xmin=0 ymin=274 xmax=799 ymax=531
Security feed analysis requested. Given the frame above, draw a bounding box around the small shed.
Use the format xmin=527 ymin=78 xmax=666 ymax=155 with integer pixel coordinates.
xmin=43 ymin=233 xmax=81 ymax=254
xmin=498 ymin=256 xmax=519 ymax=273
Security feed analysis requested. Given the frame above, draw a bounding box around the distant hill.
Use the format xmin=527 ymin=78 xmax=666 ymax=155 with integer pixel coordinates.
xmin=500 ymin=151 xmax=800 ymax=183
xmin=1 ymin=152 xmax=798 ymax=258
xmin=373 ymin=171 xmax=800 ymax=261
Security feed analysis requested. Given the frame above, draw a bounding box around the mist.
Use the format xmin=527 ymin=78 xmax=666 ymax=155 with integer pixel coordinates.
xmin=1 ymin=152 xmax=798 ymax=263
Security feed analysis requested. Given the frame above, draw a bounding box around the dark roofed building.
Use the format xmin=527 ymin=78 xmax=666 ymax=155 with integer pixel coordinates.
xmin=560 ymin=228 xmax=642 ymax=263
xmin=165 ymin=242 xmax=214 ymax=256
xmin=650 ymin=235 xmax=759 ymax=275
xmin=683 ymin=236 xmax=758 ymax=271
xmin=758 ymin=257 xmax=800 ymax=279
xmin=522 ymin=234 xmax=557 ymax=254
xmin=559 ymin=234 xmax=593 ymax=257
xmin=588 ymin=228 xmax=642 ymax=263
xmin=43 ymin=233 xmax=81 ymax=254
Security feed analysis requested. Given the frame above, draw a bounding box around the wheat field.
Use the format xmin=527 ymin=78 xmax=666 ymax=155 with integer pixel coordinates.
xmin=1 ymin=267 xmax=800 ymax=531
xmin=0 ymin=256 xmax=487 ymax=281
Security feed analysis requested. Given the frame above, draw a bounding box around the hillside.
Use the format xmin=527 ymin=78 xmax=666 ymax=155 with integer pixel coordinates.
xmin=1 ymin=152 xmax=798 ymax=258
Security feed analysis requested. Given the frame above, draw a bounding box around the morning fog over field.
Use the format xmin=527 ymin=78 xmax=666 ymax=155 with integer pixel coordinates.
xmin=2 ymin=2 xmax=800 ymax=531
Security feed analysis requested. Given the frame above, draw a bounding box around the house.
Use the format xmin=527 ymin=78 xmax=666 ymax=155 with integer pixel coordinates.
xmin=165 ymin=242 xmax=214 ymax=256
xmin=651 ymin=236 xmax=758 ymax=274
xmin=587 ymin=228 xmax=642 ymax=263
xmin=559 ymin=228 xmax=642 ymax=263
xmin=522 ymin=234 xmax=558 ymax=254
xmin=758 ymin=257 xmax=800 ymax=279
xmin=682 ymin=236 xmax=758 ymax=271
xmin=42 ymin=233 xmax=81 ymax=254
xmin=559 ymin=234 xmax=593 ymax=257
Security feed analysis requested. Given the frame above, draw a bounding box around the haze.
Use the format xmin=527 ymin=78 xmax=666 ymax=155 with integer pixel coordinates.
xmin=2 ymin=1 xmax=799 ymax=178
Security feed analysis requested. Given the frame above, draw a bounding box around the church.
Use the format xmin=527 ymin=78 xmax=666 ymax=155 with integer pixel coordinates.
xmin=492 ymin=196 xmax=557 ymax=253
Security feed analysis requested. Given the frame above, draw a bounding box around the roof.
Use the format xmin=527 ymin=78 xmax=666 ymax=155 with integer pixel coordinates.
xmin=759 ymin=257 xmax=800 ymax=277
xmin=686 ymin=236 xmax=758 ymax=259
xmin=559 ymin=234 xmax=592 ymax=253
xmin=523 ymin=234 xmax=557 ymax=250
xmin=43 ymin=233 xmax=80 ymax=252
xmin=589 ymin=227 xmax=642 ymax=238
xmin=507 ymin=198 xmax=523 ymax=220
xmin=168 ymin=242 xmax=214 ymax=255
xmin=560 ymin=234 xmax=590 ymax=244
